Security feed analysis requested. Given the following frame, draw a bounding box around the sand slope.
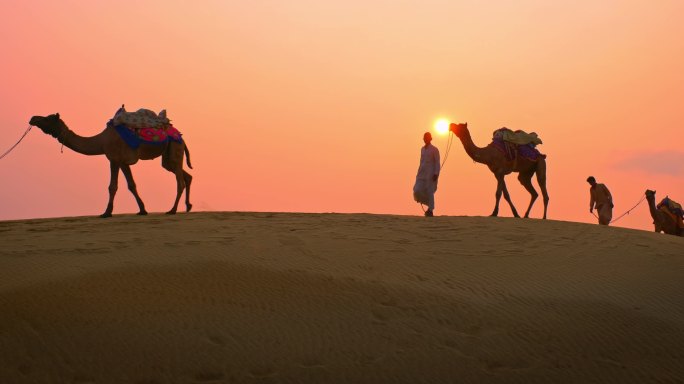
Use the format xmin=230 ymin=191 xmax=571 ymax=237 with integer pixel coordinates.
xmin=0 ymin=212 xmax=682 ymax=383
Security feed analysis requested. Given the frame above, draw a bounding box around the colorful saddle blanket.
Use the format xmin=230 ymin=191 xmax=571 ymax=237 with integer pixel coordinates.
xmin=491 ymin=139 xmax=544 ymax=161
xmin=108 ymin=105 xmax=182 ymax=148
xmin=114 ymin=125 xmax=183 ymax=149
xmin=490 ymin=127 xmax=544 ymax=161
xmin=657 ymin=197 xmax=684 ymax=218
xmin=657 ymin=197 xmax=684 ymax=230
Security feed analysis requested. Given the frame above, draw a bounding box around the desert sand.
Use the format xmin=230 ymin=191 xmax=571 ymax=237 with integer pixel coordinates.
xmin=0 ymin=212 xmax=682 ymax=383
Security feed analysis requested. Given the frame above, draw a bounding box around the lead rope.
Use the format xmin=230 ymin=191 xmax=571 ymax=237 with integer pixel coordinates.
xmin=610 ymin=195 xmax=646 ymax=224
xmin=440 ymin=130 xmax=455 ymax=170
xmin=0 ymin=125 xmax=32 ymax=160
xmin=590 ymin=194 xmax=646 ymax=224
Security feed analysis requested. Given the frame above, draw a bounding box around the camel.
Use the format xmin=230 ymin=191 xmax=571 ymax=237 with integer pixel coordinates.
xmin=644 ymin=190 xmax=682 ymax=236
xmin=449 ymin=123 xmax=549 ymax=219
xmin=29 ymin=113 xmax=193 ymax=218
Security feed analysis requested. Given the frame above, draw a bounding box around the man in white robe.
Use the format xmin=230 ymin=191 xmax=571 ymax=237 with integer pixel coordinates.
xmin=413 ymin=132 xmax=441 ymax=217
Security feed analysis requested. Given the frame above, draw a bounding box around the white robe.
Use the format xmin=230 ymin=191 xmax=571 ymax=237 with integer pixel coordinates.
xmin=413 ymin=144 xmax=440 ymax=210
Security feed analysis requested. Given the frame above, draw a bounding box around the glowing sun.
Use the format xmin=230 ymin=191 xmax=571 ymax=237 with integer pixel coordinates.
xmin=434 ymin=118 xmax=450 ymax=135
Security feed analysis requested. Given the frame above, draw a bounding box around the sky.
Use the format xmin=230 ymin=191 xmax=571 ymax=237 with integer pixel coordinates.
xmin=1 ymin=0 xmax=683 ymax=232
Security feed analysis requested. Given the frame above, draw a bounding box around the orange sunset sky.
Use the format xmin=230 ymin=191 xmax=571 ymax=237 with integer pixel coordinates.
xmin=1 ymin=1 xmax=683 ymax=231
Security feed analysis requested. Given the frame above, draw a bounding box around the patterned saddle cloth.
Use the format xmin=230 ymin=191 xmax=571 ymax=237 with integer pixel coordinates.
xmin=657 ymin=197 xmax=684 ymax=228
xmin=491 ymin=139 xmax=544 ymax=161
xmin=114 ymin=125 xmax=183 ymax=149
xmin=490 ymin=127 xmax=545 ymax=161
xmin=108 ymin=106 xmax=183 ymax=148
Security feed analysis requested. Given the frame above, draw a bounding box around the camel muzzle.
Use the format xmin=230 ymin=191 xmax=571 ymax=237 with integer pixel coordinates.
xmin=29 ymin=116 xmax=44 ymax=126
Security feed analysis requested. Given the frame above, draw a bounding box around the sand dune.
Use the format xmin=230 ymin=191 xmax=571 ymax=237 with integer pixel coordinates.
xmin=0 ymin=212 xmax=682 ymax=383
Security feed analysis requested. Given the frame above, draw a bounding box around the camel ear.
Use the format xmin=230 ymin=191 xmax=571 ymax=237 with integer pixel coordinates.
xmin=56 ymin=113 xmax=60 ymax=118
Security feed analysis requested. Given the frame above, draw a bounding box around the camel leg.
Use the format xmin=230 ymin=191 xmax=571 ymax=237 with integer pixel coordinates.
xmin=101 ymin=162 xmax=120 ymax=218
xmin=535 ymin=160 xmax=550 ymax=219
xmin=492 ymin=174 xmax=519 ymax=217
xmin=491 ymin=175 xmax=503 ymax=217
xmin=518 ymin=172 xmax=538 ymax=218
xmin=183 ymin=170 xmax=193 ymax=212
xmin=120 ymin=164 xmax=148 ymax=215
xmin=166 ymin=170 xmax=186 ymax=214
xmin=501 ymin=179 xmax=520 ymax=218
xmin=162 ymin=144 xmax=186 ymax=215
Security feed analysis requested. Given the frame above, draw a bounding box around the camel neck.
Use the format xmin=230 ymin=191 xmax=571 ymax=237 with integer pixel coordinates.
xmin=59 ymin=126 xmax=106 ymax=156
xmin=457 ymin=129 xmax=487 ymax=164
xmin=647 ymin=196 xmax=659 ymax=217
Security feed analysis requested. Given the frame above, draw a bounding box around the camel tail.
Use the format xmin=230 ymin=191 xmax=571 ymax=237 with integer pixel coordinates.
xmin=184 ymin=144 xmax=193 ymax=169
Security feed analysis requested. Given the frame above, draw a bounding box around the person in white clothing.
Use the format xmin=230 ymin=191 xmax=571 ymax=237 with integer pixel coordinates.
xmin=413 ymin=132 xmax=441 ymax=217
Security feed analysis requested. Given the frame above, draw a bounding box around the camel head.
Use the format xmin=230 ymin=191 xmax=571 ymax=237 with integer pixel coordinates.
xmin=449 ymin=122 xmax=468 ymax=137
xmin=29 ymin=113 xmax=67 ymax=138
xmin=645 ymin=189 xmax=656 ymax=201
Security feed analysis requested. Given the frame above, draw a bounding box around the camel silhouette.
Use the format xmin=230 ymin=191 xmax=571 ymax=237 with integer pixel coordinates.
xmin=449 ymin=122 xmax=549 ymax=219
xmin=645 ymin=190 xmax=682 ymax=236
xmin=29 ymin=113 xmax=193 ymax=217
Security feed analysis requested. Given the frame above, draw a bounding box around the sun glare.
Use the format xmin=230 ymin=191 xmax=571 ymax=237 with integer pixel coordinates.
xmin=435 ymin=118 xmax=450 ymax=135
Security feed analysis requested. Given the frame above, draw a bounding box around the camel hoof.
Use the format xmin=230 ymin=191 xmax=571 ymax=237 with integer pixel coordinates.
xmin=166 ymin=210 xmax=177 ymax=215
xmin=138 ymin=211 xmax=148 ymax=216
xmin=100 ymin=213 xmax=112 ymax=218
xmin=186 ymin=203 xmax=193 ymax=212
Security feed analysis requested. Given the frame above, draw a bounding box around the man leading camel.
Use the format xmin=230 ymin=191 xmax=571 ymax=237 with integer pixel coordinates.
xmin=587 ymin=176 xmax=613 ymax=225
xmin=414 ymin=132 xmax=440 ymax=217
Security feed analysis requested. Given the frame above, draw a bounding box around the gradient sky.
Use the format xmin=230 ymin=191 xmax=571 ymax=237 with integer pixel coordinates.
xmin=1 ymin=0 xmax=683 ymax=232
